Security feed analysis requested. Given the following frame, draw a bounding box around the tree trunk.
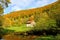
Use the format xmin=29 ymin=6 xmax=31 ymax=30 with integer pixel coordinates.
xmin=0 ymin=5 xmax=3 ymax=26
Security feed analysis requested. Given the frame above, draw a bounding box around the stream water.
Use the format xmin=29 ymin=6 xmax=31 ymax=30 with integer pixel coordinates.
xmin=0 ymin=39 xmax=4 ymax=40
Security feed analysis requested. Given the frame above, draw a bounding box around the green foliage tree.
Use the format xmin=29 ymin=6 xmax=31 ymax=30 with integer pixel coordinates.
xmin=33 ymin=12 xmax=57 ymax=30
xmin=48 ymin=2 xmax=60 ymax=27
xmin=34 ymin=18 xmax=56 ymax=30
xmin=34 ymin=12 xmax=40 ymax=22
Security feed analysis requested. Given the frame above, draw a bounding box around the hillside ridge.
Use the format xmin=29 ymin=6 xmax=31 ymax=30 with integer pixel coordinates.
xmin=4 ymin=0 xmax=59 ymax=17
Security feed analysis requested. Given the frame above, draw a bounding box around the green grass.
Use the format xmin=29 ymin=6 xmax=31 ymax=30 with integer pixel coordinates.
xmin=34 ymin=35 xmax=60 ymax=40
xmin=4 ymin=24 xmax=33 ymax=32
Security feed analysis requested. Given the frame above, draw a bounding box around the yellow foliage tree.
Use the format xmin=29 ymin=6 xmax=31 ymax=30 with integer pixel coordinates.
xmin=0 ymin=0 xmax=11 ymax=27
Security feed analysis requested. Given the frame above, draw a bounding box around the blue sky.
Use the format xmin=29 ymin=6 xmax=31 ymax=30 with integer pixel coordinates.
xmin=4 ymin=0 xmax=57 ymax=14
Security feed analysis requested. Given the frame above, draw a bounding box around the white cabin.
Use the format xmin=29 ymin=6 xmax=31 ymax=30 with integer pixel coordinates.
xmin=26 ymin=20 xmax=36 ymax=27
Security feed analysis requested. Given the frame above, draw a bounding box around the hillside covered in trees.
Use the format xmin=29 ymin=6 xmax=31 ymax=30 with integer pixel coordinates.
xmin=3 ymin=0 xmax=60 ymax=28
